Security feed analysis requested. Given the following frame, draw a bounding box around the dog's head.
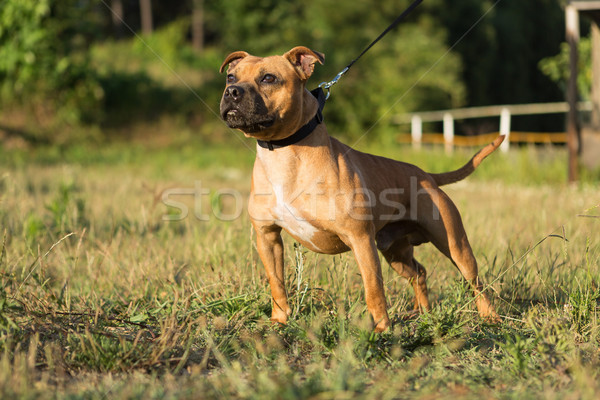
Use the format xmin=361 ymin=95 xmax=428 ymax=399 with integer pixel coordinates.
xmin=219 ymin=46 xmax=324 ymax=140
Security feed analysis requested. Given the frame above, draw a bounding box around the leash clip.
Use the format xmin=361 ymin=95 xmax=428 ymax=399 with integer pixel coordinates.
xmin=316 ymin=0 xmax=422 ymax=101
xmin=318 ymin=66 xmax=349 ymax=100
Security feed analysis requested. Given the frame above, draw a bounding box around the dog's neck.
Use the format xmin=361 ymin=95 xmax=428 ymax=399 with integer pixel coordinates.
xmin=256 ymin=88 xmax=325 ymax=151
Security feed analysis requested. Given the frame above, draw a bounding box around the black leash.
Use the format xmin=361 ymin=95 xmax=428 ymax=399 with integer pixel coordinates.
xmin=258 ymin=0 xmax=423 ymax=150
xmin=319 ymin=0 xmax=424 ymax=99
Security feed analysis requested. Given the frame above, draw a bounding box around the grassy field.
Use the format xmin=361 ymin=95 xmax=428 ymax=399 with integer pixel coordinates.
xmin=0 ymin=141 xmax=599 ymax=399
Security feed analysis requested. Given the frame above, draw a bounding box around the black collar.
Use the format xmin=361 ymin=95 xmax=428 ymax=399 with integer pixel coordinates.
xmin=257 ymin=87 xmax=326 ymax=151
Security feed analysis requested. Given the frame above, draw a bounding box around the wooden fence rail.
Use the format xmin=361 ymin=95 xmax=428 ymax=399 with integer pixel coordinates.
xmin=392 ymin=101 xmax=592 ymax=152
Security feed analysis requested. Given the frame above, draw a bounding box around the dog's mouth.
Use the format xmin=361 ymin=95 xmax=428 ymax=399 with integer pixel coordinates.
xmin=222 ymin=107 xmax=275 ymax=133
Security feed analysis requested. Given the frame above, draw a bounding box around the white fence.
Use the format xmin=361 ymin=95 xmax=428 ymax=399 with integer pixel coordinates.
xmin=392 ymin=101 xmax=592 ymax=152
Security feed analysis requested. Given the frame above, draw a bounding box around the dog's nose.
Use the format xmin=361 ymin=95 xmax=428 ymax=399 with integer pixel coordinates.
xmin=224 ymin=85 xmax=245 ymax=102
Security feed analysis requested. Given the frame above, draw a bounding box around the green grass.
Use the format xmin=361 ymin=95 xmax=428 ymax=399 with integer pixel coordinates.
xmin=0 ymin=142 xmax=599 ymax=399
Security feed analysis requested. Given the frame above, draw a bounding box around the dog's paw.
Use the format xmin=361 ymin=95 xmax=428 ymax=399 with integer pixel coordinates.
xmin=270 ymin=307 xmax=290 ymax=325
xmin=373 ymin=317 xmax=391 ymax=333
xmin=480 ymin=311 xmax=502 ymax=324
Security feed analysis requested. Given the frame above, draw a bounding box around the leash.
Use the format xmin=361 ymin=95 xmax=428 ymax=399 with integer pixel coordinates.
xmin=258 ymin=0 xmax=423 ymax=150
xmin=318 ymin=0 xmax=424 ymax=99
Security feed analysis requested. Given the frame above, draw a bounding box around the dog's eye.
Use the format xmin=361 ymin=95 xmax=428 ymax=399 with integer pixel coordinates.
xmin=261 ymin=74 xmax=277 ymax=84
xmin=227 ymin=74 xmax=236 ymax=83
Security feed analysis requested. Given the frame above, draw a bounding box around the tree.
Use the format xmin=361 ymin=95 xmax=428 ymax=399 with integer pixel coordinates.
xmin=111 ymin=0 xmax=125 ymax=38
xmin=191 ymin=0 xmax=204 ymax=51
xmin=140 ymin=0 xmax=153 ymax=35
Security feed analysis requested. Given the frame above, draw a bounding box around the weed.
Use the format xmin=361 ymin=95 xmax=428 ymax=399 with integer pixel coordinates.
xmin=0 ymin=289 xmax=18 ymax=332
xmin=45 ymin=181 xmax=87 ymax=235
xmin=23 ymin=214 xmax=45 ymax=247
xmin=565 ymin=278 xmax=599 ymax=339
xmin=562 ymin=238 xmax=600 ymax=340
xmin=498 ymin=331 xmax=535 ymax=375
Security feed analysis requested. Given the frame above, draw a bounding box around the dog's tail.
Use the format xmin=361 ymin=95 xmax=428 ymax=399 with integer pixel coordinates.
xmin=429 ymin=135 xmax=505 ymax=186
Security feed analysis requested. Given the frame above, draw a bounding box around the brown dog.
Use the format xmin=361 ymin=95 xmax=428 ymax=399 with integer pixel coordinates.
xmin=219 ymin=46 xmax=503 ymax=332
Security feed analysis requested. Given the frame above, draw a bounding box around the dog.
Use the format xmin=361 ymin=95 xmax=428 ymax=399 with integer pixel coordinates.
xmin=219 ymin=46 xmax=503 ymax=332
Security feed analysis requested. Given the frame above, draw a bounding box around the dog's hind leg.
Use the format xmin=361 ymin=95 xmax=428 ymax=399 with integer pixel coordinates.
xmin=416 ymin=187 xmax=499 ymax=322
xmin=380 ymin=238 xmax=430 ymax=313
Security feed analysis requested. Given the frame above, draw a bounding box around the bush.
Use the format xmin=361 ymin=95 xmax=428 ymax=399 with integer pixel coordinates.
xmin=0 ymin=0 xmax=104 ymax=141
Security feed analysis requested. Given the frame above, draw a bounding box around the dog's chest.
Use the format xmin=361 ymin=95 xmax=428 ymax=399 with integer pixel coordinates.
xmin=271 ymin=184 xmax=320 ymax=246
xmin=253 ymin=149 xmax=350 ymax=253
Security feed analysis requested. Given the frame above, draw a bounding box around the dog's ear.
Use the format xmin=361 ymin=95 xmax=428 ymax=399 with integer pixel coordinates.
xmin=219 ymin=51 xmax=250 ymax=73
xmin=283 ymin=46 xmax=325 ymax=80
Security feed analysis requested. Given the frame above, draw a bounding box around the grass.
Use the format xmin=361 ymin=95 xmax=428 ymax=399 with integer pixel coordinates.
xmin=0 ymin=141 xmax=599 ymax=399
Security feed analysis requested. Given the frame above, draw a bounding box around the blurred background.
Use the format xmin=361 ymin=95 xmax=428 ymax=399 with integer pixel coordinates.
xmin=0 ymin=0 xmax=598 ymax=178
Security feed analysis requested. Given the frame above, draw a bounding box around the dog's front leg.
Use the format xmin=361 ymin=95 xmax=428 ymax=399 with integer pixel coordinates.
xmin=349 ymin=234 xmax=391 ymax=332
xmin=255 ymin=226 xmax=291 ymax=324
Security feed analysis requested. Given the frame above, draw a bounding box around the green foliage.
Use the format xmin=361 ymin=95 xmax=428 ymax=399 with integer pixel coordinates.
xmin=0 ymin=0 xmax=103 ymax=138
xmin=133 ymin=18 xmax=193 ymax=67
xmin=44 ymin=181 xmax=87 ymax=235
xmin=499 ymin=332 xmax=535 ymax=375
xmin=539 ymin=38 xmax=592 ymax=100
xmin=0 ymin=1 xmax=50 ymax=94
xmin=0 ymin=0 xmax=574 ymax=144
xmin=89 ymin=22 xmax=223 ymax=136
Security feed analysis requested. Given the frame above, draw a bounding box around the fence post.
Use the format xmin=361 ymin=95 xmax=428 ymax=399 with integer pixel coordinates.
xmin=566 ymin=4 xmax=581 ymax=183
xmin=500 ymin=107 xmax=511 ymax=152
xmin=443 ymin=112 xmax=454 ymax=153
xmin=411 ymin=115 xmax=422 ymax=149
